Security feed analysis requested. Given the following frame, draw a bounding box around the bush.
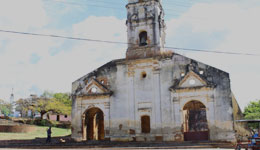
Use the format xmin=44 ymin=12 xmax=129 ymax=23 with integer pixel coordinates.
xmin=33 ymin=119 xmax=60 ymax=127
xmin=40 ymin=119 xmax=49 ymax=126
xmin=30 ymin=119 xmax=71 ymax=128
xmin=33 ymin=119 xmax=52 ymax=126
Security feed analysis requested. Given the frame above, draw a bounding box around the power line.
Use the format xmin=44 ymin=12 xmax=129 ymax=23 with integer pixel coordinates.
xmin=43 ymin=0 xmax=123 ymax=9
xmin=43 ymin=0 xmax=187 ymax=13
xmin=42 ymin=0 xmax=202 ymax=19
xmin=65 ymin=0 xmax=192 ymax=8
xmin=0 ymin=29 xmax=127 ymax=45
xmin=164 ymin=46 xmax=259 ymax=56
xmin=0 ymin=29 xmax=259 ymax=56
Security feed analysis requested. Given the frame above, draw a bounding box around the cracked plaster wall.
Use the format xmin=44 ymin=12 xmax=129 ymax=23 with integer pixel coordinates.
xmin=71 ymin=53 xmax=243 ymax=142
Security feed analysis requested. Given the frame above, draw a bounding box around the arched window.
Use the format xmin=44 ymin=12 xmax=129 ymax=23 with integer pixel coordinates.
xmin=139 ymin=31 xmax=148 ymax=46
xmin=141 ymin=115 xmax=150 ymax=133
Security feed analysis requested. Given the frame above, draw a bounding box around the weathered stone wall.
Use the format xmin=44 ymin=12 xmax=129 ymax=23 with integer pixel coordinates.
xmin=71 ymin=60 xmax=118 ymax=141
xmin=71 ymin=53 xmax=242 ymax=142
xmin=232 ymin=94 xmax=251 ymax=140
xmin=71 ymin=0 xmax=247 ymax=143
xmin=126 ymin=0 xmax=165 ymax=59
xmin=170 ymin=54 xmax=236 ymax=142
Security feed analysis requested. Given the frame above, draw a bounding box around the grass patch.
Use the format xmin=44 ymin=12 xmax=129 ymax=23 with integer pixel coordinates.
xmin=0 ymin=126 xmax=71 ymax=140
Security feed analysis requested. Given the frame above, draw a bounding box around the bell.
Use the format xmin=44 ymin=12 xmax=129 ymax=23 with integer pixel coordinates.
xmin=139 ymin=31 xmax=148 ymax=46
xmin=140 ymin=37 xmax=147 ymax=46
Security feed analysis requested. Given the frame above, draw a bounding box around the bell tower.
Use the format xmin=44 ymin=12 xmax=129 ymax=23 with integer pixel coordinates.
xmin=126 ymin=0 xmax=166 ymax=59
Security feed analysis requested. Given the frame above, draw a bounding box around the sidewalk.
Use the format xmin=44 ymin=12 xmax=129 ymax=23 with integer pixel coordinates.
xmin=0 ymin=138 xmax=235 ymax=149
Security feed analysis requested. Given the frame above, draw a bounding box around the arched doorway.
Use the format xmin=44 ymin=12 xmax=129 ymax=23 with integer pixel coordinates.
xmin=83 ymin=107 xmax=104 ymax=141
xmin=183 ymin=101 xmax=209 ymax=141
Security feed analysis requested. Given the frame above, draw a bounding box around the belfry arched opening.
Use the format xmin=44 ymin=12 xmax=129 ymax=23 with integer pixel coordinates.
xmin=83 ymin=107 xmax=104 ymax=141
xmin=183 ymin=101 xmax=209 ymax=141
xmin=139 ymin=31 xmax=148 ymax=46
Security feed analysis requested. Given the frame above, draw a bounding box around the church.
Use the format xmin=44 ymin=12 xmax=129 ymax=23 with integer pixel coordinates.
xmin=71 ymin=0 xmax=248 ymax=142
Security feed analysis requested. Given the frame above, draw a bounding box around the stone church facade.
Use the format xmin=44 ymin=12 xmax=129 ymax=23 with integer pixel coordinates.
xmin=71 ymin=0 xmax=248 ymax=142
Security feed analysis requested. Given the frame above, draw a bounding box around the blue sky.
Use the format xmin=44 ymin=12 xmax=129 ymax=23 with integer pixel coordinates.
xmin=0 ymin=0 xmax=259 ymax=110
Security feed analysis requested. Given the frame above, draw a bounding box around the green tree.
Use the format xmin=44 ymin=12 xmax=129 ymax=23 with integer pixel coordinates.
xmin=33 ymin=91 xmax=53 ymax=119
xmin=244 ymin=100 xmax=260 ymax=129
xmin=34 ymin=92 xmax=72 ymax=119
xmin=53 ymin=93 xmax=71 ymax=106
xmin=16 ymin=98 xmax=36 ymax=118
xmin=16 ymin=99 xmax=28 ymax=117
xmin=35 ymin=97 xmax=50 ymax=119
xmin=244 ymin=100 xmax=260 ymax=119
xmin=46 ymin=99 xmax=71 ymax=115
xmin=0 ymin=99 xmax=11 ymax=116
xmin=48 ymin=93 xmax=71 ymax=115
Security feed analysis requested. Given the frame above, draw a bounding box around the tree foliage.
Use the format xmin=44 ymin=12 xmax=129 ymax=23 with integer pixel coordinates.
xmin=243 ymin=100 xmax=260 ymax=129
xmin=0 ymin=99 xmax=11 ymax=116
xmin=45 ymin=92 xmax=71 ymax=116
xmin=53 ymin=93 xmax=71 ymax=106
xmin=15 ymin=91 xmax=72 ymax=119
xmin=35 ymin=97 xmax=49 ymax=119
xmin=36 ymin=91 xmax=71 ymax=118
xmin=244 ymin=100 xmax=260 ymax=119
xmin=16 ymin=98 xmax=31 ymax=117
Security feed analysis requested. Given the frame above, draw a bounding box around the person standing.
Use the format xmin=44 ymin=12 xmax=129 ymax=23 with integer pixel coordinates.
xmin=46 ymin=126 xmax=52 ymax=143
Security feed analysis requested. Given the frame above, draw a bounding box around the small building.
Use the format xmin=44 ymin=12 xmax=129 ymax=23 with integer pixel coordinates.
xmin=47 ymin=114 xmax=71 ymax=122
xmin=71 ymin=0 xmax=249 ymax=142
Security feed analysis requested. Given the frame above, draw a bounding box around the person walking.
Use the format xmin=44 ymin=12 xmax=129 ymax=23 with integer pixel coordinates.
xmin=46 ymin=126 xmax=52 ymax=143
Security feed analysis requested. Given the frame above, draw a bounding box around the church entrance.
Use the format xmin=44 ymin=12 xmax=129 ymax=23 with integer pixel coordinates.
xmin=83 ymin=107 xmax=104 ymax=141
xmin=183 ymin=101 xmax=209 ymax=141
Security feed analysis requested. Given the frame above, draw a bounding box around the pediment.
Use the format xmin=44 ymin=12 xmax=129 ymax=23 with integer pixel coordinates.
xmin=169 ymin=70 xmax=217 ymax=91
xmin=178 ymin=71 xmax=207 ymax=88
xmin=85 ymin=78 xmax=112 ymax=96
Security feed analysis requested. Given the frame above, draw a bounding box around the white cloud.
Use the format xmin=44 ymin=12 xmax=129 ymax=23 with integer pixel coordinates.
xmin=0 ymin=0 xmax=259 ymax=112
xmin=0 ymin=16 xmax=126 ymax=102
xmin=0 ymin=0 xmax=48 ymax=31
xmin=0 ymin=0 xmax=50 ymax=101
xmin=0 ymin=34 xmax=61 ymax=101
xmin=72 ymin=16 xmax=126 ymax=41
xmin=166 ymin=1 xmax=260 ymax=109
xmin=23 ymin=16 xmax=127 ymax=97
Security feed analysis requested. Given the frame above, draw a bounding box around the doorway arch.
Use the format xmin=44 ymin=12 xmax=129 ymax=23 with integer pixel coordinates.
xmin=183 ymin=100 xmax=209 ymax=141
xmin=83 ymin=107 xmax=104 ymax=141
